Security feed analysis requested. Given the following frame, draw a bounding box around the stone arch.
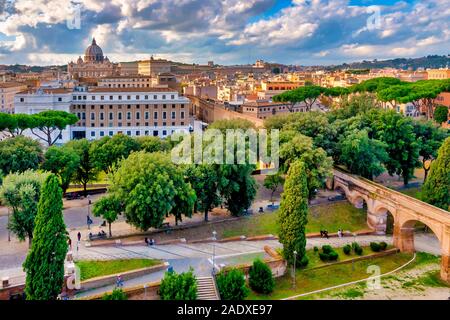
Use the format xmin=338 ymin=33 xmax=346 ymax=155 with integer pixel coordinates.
xmin=367 ymin=205 xmax=396 ymax=235
xmin=395 ymin=217 xmax=449 ymax=283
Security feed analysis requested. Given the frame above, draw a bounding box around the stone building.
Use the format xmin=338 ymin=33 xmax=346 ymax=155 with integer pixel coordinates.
xmin=67 ymin=38 xmax=118 ymax=79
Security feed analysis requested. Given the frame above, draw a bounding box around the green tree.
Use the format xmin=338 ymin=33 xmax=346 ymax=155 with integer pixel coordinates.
xmin=41 ymin=145 xmax=80 ymax=193
xmin=219 ymin=164 xmax=257 ymax=216
xmin=338 ymin=130 xmax=388 ymax=180
xmin=248 ymin=259 xmax=274 ymax=294
xmin=0 ymin=136 xmax=43 ymax=174
xmin=273 ymin=85 xmax=325 ymax=112
xmin=279 ymin=132 xmax=332 ymax=200
xmin=90 ymin=134 xmax=141 ymax=173
xmin=66 ymin=139 xmax=98 ymax=196
xmin=29 ymin=111 xmax=78 ymax=146
xmin=421 ymin=137 xmax=450 ymax=210
xmin=413 ymin=120 xmax=448 ymax=182
xmin=109 ymin=152 xmax=195 ymax=231
xmin=434 ymin=105 xmax=448 ymax=125
xmin=208 ymin=118 xmax=255 ymax=131
xmin=263 ymin=173 xmax=284 ymax=204
xmin=278 ymin=160 xmax=308 ymax=265
xmin=136 ymin=136 xmax=172 ymax=153
xmin=371 ymin=111 xmax=420 ymax=185
xmin=159 ymin=268 xmax=197 ymax=300
xmin=216 ymin=269 xmax=249 ymax=300
xmin=92 ymin=195 xmax=122 ymax=237
xmin=0 ymin=113 xmax=34 ymax=137
xmin=23 ymin=174 xmax=68 ymax=300
xmin=0 ymin=170 xmax=49 ymax=246
xmin=184 ymin=164 xmax=221 ymax=222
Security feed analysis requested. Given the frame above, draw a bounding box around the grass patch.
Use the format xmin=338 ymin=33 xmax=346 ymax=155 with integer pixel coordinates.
xmin=398 ymin=187 xmax=421 ymax=200
xmin=75 ymin=259 xmax=161 ymax=281
xmin=402 ymin=270 xmax=450 ymax=289
xmin=221 ymin=202 xmax=367 ymax=238
xmin=247 ymin=252 xmax=413 ymax=300
xmin=338 ymin=288 xmax=365 ymax=299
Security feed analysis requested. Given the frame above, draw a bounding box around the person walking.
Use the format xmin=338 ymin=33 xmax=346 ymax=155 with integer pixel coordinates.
xmin=68 ymin=237 xmax=72 ymax=250
xmin=77 ymin=232 xmax=81 ymax=252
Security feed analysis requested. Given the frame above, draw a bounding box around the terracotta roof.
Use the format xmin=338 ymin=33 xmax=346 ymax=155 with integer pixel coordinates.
xmin=0 ymin=82 xmax=27 ymax=89
xmin=88 ymin=87 xmax=176 ymax=93
xmin=243 ymin=101 xmax=289 ymax=107
xmin=99 ymin=75 xmax=152 ymax=79
xmin=17 ymin=88 xmax=71 ymax=94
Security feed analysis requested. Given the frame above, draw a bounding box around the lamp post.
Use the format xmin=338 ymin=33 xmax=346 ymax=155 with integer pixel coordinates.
xmin=87 ymin=195 xmax=91 ymax=230
xmin=7 ymin=207 xmax=10 ymax=242
xmin=212 ymin=230 xmax=217 ymax=276
xmin=293 ymin=250 xmax=297 ymax=289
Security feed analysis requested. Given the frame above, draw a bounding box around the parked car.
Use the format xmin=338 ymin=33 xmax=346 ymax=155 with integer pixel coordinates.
xmin=328 ymin=194 xmax=346 ymax=201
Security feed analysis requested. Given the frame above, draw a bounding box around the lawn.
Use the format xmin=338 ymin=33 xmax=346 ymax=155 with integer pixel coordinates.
xmin=398 ymin=187 xmax=421 ymax=200
xmin=221 ymin=201 xmax=367 ymax=238
xmin=75 ymin=259 xmax=161 ymax=281
xmin=247 ymin=252 xmax=413 ymax=300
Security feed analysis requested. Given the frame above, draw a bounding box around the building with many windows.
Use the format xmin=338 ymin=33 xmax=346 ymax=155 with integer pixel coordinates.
xmin=0 ymin=82 xmax=28 ymax=113
xmin=14 ymin=86 xmax=192 ymax=144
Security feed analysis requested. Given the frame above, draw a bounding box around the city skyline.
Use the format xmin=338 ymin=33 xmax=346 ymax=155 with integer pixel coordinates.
xmin=0 ymin=0 xmax=449 ymax=66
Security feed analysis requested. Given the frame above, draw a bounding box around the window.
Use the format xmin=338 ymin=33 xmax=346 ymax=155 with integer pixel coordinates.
xmin=101 ymin=96 xmax=105 ymax=100
xmin=136 ymin=112 xmax=140 ymax=120
xmin=110 ymin=96 xmax=113 ymax=100
xmin=90 ymin=113 xmax=95 ymax=120
xmin=127 ymin=131 xmax=131 ymax=136
xmin=163 ymin=112 xmax=167 ymax=119
xmin=118 ymin=112 xmax=122 ymax=120
xmin=127 ymin=95 xmax=131 ymax=100
xmin=172 ymin=104 xmax=176 ymax=108
xmin=171 ymin=111 xmax=176 ymax=119
xmin=162 ymin=95 xmax=166 ymax=99
xmin=145 ymin=112 xmax=149 ymax=120
xmin=90 ymin=131 xmax=95 ymax=137
xmin=92 ymin=96 xmax=96 ymax=101
xmin=100 ymin=131 xmax=104 ymax=137
xmin=109 ymin=131 xmax=113 ymax=136
xmin=109 ymin=113 xmax=113 ymax=120
xmin=82 ymin=112 xmax=86 ymax=120
xmin=154 ymin=111 xmax=158 ymax=119
xmin=136 ymin=95 xmax=140 ymax=100
xmin=145 ymin=130 xmax=149 ymax=136
xmin=136 ymin=131 xmax=140 ymax=136
xmin=153 ymin=130 xmax=158 ymax=137
xmin=163 ymin=130 xmax=167 ymax=136
xmin=153 ymin=95 xmax=157 ymax=99
xmin=171 ymin=95 xmax=175 ymax=99
xmin=154 ymin=122 xmax=158 ymax=126
xmin=118 ymin=96 xmax=122 ymax=100
xmin=58 ymin=97 xmax=62 ymax=102
xmin=180 ymin=111 xmax=185 ymax=119
xmin=127 ymin=112 xmax=131 ymax=120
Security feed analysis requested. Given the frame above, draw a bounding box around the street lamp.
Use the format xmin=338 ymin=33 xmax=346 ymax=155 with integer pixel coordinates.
xmin=212 ymin=230 xmax=217 ymax=276
xmin=293 ymin=250 xmax=297 ymax=289
xmin=87 ymin=195 xmax=92 ymax=230
xmin=7 ymin=207 xmax=10 ymax=242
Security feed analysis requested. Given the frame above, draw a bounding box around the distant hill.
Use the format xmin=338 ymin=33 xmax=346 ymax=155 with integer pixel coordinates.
xmin=0 ymin=64 xmax=66 ymax=73
xmin=326 ymin=55 xmax=450 ymax=71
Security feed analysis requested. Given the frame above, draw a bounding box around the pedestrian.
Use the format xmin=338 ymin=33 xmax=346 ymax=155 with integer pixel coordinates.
xmin=144 ymin=237 xmax=149 ymax=245
xmin=116 ymin=275 xmax=124 ymax=288
xmin=77 ymin=232 xmax=81 ymax=242
xmin=68 ymin=238 xmax=72 ymax=250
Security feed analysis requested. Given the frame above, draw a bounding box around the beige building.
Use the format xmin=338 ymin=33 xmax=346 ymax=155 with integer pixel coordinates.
xmin=241 ymin=101 xmax=306 ymax=120
xmin=257 ymin=80 xmax=304 ymax=100
xmin=0 ymin=82 xmax=27 ymax=113
xmin=15 ymin=86 xmax=192 ymax=143
xmin=98 ymin=76 xmax=153 ymax=88
xmin=118 ymin=61 xmax=139 ymax=75
xmin=427 ymin=69 xmax=450 ymax=80
xmin=138 ymin=57 xmax=172 ymax=76
xmin=68 ymin=38 xmax=118 ymax=79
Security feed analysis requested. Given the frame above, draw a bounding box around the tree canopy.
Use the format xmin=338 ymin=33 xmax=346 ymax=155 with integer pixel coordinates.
xmin=0 ymin=135 xmax=43 ymax=174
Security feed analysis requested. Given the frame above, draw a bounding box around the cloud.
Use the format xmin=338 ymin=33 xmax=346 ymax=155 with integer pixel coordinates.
xmin=0 ymin=0 xmax=449 ymax=65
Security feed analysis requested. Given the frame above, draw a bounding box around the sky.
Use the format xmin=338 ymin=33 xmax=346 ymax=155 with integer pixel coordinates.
xmin=0 ymin=0 xmax=449 ymax=66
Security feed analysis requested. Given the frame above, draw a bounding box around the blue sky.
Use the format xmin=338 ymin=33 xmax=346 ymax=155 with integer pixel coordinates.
xmin=0 ymin=0 xmax=448 ymax=66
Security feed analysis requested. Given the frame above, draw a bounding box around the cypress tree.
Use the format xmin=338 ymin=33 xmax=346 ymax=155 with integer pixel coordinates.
xmin=421 ymin=137 xmax=450 ymax=210
xmin=23 ymin=174 xmax=68 ymax=300
xmin=278 ymin=160 xmax=309 ymax=265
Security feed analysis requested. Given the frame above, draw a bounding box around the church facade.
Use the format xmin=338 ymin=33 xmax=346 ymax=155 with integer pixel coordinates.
xmin=67 ymin=38 xmax=118 ymax=79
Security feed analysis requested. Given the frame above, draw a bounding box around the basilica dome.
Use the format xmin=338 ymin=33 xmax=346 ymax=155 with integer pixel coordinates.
xmin=84 ymin=38 xmax=104 ymax=63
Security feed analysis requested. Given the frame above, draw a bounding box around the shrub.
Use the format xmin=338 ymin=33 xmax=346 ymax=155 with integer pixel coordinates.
xmin=379 ymin=242 xmax=388 ymax=251
xmin=216 ymin=269 xmax=249 ymax=300
xmin=248 ymin=259 xmax=274 ymax=294
xmin=322 ymin=245 xmax=333 ymax=254
xmin=370 ymin=242 xmax=381 ymax=252
xmin=313 ymin=246 xmax=319 ymax=252
xmin=298 ymin=255 xmax=309 ymax=268
xmin=343 ymin=245 xmax=352 ymax=255
xmin=352 ymin=242 xmax=363 ymax=255
xmin=102 ymin=288 xmax=127 ymax=300
xmin=328 ymin=251 xmax=339 ymax=261
xmin=319 ymin=252 xmax=329 ymax=261
xmin=159 ymin=268 xmax=197 ymax=300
